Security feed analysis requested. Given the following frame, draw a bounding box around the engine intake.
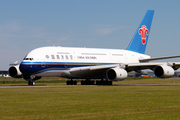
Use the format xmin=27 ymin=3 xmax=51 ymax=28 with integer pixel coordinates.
xmin=8 ymin=65 xmax=22 ymax=78
xmin=106 ymin=68 xmax=127 ymax=81
xmin=154 ymin=65 xmax=174 ymax=78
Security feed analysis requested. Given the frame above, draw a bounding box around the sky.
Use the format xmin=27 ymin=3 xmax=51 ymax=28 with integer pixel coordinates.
xmin=1 ymin=0 xmax=180 ymax=70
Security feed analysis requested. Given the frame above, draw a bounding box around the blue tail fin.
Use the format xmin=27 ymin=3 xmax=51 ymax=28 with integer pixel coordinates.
xmin=126 ymin=10 xmax=154 ymax=54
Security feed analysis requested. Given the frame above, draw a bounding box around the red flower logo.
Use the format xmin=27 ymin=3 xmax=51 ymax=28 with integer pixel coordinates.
xmin=139 ymin=25 xmax=149 ymax=45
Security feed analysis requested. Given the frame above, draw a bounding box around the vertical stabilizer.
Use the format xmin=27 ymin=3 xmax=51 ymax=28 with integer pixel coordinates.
xmin=126 ymin=10 xmax=154 ymax=54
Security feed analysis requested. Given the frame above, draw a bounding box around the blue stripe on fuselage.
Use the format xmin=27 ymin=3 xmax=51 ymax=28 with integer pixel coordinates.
xmin=19 ymin=61 xmax=118 ymax=75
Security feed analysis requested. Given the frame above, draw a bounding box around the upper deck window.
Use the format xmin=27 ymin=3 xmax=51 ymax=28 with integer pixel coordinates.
xmin=81 ymin=53 xmax=106 ymax=55
xmin=112 ymin=54 xmax=123 ymax=56
xmin=57 ymin=52 xmax=70 ymax=54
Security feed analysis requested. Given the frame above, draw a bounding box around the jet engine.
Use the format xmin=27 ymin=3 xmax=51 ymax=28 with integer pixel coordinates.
xmin=8 ymin=65 xmax=22 ymax=78
xmin=106 ymin=68 xmax=128 ymax=81
xmin=154 ymin=65 xmax=174 ymax=78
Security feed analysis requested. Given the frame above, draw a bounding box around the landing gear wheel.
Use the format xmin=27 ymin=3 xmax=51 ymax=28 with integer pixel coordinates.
xmin=66 ymin=79 xmax=77 ymax=85
xmin=73 ymin=81 xmax=77 ymax=85
xmin=28 ymin=80 xmax=35 ymax=86
xmin=81 ymin=79 xmax=94 ymax=85
xmin=66 ymin=81 xmax=70 ymax=85
xmin=96 ymin=80 xmax=112 ymax=85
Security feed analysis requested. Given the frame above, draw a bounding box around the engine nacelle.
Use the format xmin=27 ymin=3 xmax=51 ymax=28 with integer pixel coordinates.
xmin=8 ymin=65 xmax=22 ymax=78
xmin=154 ymin=65 xmax=174 ymax=78
xmin=106 ymin=68 xmax=128 ymax=81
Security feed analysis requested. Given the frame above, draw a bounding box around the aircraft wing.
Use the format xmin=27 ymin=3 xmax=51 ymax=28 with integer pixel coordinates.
xmin=69 ymin=64 xmax=119 ymax=77
xmin=69 ymin=62 xmax=180 ymax=77
xmin=139 ymin=55 xmax=180 ymax=62
xmin=126 ymin=62 xmax=180 ymax=72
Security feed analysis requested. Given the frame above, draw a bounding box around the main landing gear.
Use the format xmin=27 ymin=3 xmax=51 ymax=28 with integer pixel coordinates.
xmin=66 ymin=79 xmax=112 ymax=85
xmin=66 ymin=79 xmax=77 ymax=85
xmin=81 ymin=79 xmax=95 ymax=85
xmin=96 ymin=79 xmax=112 ymax=85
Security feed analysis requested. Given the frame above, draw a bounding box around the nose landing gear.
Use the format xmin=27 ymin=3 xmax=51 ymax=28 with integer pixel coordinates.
xmin=28 ymin=79 xmax=35 ymax=85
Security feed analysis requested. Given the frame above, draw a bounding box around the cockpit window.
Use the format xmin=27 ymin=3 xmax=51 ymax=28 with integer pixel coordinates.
xmin=23 ymin=58 xmax=34 ymax=60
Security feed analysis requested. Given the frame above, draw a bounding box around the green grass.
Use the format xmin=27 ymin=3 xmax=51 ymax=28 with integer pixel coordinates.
xmin=1 ymin=80 xmax=180 ymax=119
xmin=0 ymin=77 xmax=68 ymax=85
xmin=1 ymin=77 xmax=180 ymax=85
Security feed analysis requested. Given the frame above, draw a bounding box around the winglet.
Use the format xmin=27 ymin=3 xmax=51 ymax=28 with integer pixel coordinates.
xmin=126 ymin=10 xmax=154 ymax=54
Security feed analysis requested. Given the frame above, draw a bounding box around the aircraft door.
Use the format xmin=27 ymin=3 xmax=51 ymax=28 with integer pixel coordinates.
xmin=64 ymin=55 xmax=69 ymax=68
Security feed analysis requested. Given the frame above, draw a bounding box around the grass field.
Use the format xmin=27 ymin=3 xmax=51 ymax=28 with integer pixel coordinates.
xmin=1 ymin=78 xmax=180 ymax=119
xmin=1 ymin=77 xmax=180 ymax=85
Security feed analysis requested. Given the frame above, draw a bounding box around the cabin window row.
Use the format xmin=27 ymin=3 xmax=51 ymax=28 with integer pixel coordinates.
xmin=46 ymin=55 xmax=73 ymax=60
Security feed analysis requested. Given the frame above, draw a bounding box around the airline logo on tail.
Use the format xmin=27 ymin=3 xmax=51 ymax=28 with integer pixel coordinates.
xmin=139 ymin=25 xmax=149 ymax=45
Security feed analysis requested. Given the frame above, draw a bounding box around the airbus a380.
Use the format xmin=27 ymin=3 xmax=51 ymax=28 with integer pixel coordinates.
xmin=9 ymin=10 xmax=180 ymax=85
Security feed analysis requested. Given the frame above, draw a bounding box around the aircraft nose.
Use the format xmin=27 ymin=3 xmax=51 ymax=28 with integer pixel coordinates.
xmin=19 ymin=62 xmax=33 ymax=74
xmin=19 ymin=62 xmax=27 ymax=74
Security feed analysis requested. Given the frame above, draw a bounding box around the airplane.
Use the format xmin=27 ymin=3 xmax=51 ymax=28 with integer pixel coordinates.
xmin=8 ymin=10 xmax=180 ymax=85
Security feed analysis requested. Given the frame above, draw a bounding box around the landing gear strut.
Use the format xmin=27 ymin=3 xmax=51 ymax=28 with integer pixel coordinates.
xmin=28 ymin=80 xmax=35 ymax=85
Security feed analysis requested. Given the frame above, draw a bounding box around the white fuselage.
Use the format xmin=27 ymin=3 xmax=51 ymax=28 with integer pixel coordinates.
xmin=19 ymin=46 xmax=150 ymax=78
